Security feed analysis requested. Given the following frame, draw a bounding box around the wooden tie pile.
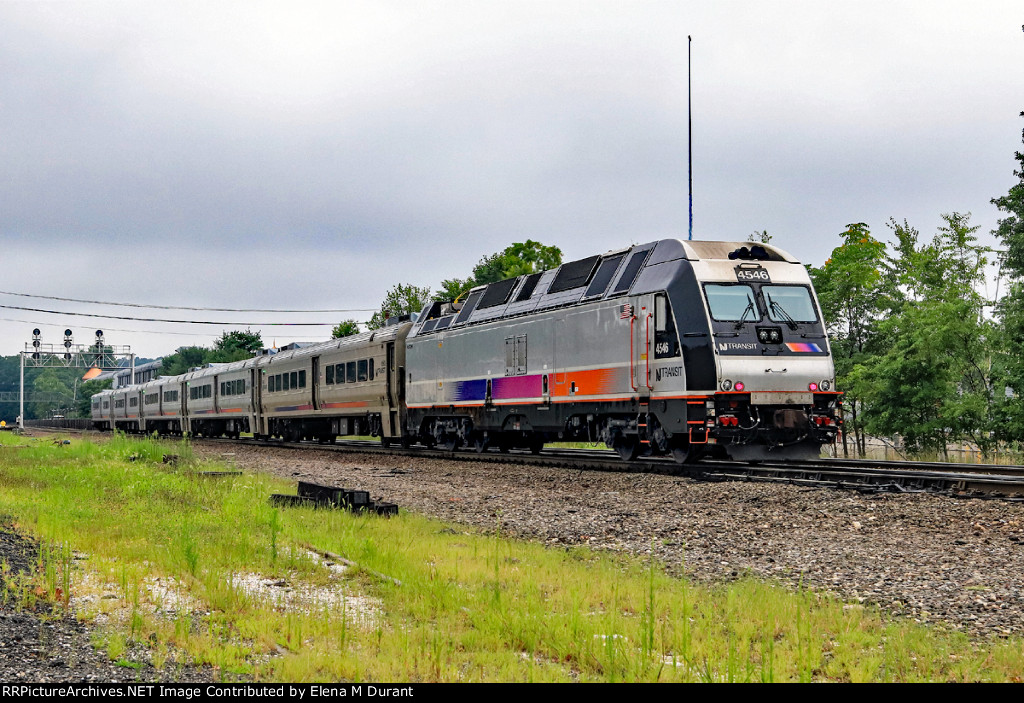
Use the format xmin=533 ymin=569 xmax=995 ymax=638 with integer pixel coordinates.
xmin=270 ymin=480 xmax=398 ymax=516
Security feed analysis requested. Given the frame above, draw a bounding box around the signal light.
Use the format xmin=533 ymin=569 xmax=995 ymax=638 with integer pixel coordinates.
xmin=809 ymin=382 xmax=818 ymax=391
xmin=734 ymin=382 xmax=745 ymax=392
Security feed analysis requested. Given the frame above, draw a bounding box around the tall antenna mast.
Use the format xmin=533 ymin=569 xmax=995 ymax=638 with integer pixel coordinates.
xmin=688 ymin=34 xmax=693 ymax=241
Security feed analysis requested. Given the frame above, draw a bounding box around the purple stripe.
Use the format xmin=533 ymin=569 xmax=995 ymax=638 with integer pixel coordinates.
xmin=492 ymin=375 xmax=542 ymax=399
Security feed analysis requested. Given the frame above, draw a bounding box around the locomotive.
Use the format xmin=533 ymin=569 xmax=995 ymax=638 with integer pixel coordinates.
xmin=92 ymin=239 xmax=840 ymax=462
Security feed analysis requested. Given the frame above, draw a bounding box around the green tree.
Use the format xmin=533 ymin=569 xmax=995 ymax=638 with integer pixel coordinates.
xmin=431 ymin=240 xmax=564 ymax=304
xmin=368 ymin=283 xmax=432 ymax=330
xmin=211 ymin=329 xmax=263 ymax=360
xmin=471 ymin=240 xmax=562 ymax=286
xmin=332 ymin=320 xmax=361 ymax=338
xmin=436 ymin=277 xmax=475 ymax=303
xmin=992 ymin=111 xmax=1024 ymax=273
xmin=992 ymin=111 xmax=1024 ymax=441
xmin=808 ymin=223 xmax=889 ymax=456
xmin=160 ymin=346 xmax=209 ymax=377
xmin=31 ymin=369 xmax=72 ymax=419
xmin=75 ymin=378 xmax=112 ymax=418
xmin=853 ymin=214 xmax=996 ymax=456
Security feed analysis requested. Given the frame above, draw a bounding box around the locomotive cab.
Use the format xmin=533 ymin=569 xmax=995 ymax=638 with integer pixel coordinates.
xmin=688 ymin=243 xmax=840 ymax=459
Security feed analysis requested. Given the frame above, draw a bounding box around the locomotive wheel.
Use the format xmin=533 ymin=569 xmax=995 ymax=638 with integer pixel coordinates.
xmin=380 ymin=437 xmax=391 ymax=448
xmin=614 ymin=438 xmax=640 ymax=461
xmin=529 ymin=438 xmax=544 ymax=454
xmin=442 ymin=436 xmax=460 ymax=452
xmin=474 ymin=436 xmax=489 ymax=453
xmin=671 ymin=444 xmax=692 ymax=464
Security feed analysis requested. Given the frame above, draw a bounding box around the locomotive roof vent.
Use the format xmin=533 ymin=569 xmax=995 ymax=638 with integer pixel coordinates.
xmin=728 ymin=245 xmax=770 ymax=261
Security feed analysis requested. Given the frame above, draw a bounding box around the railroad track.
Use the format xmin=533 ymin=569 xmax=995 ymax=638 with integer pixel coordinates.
xmin=190 ymin=435 xmax=1024 ymax=502
xmin=27 ymin=426 xmax=1024 ymax=501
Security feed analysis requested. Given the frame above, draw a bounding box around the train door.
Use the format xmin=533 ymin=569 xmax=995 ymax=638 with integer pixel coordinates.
xmin=179 ymin=381 xmax=189 ymax=435
xmin=552 ymin=319 xmax=567 ymax=395
xmin=632 ymin=294 xmax=655 ymax=398
xmin=311 ymin=357 xmax=321 ymax=411
xmin=384 ymin=343 xmax=396 ymax=437
xmin=250 ymin=367 xmax=263 ymax=437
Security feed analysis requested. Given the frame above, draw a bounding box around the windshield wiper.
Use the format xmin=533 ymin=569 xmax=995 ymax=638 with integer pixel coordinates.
xmin=767 ymin=299 xmax=799 ymax=330
xmin=734 ymin=300 xmax=756 ymax=329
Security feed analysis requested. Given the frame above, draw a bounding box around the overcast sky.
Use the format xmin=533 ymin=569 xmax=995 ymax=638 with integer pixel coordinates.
xmin=1 ymin=1 xmax=1022 ymax=360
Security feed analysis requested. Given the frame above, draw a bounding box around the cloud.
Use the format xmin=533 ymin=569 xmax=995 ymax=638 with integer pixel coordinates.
xmin=0 ymin=1 xmax=1022 ymax=356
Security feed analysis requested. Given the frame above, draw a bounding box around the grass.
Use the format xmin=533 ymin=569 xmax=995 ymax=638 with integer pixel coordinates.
xmin=0 ymin=430 xmax=1022 ymax=681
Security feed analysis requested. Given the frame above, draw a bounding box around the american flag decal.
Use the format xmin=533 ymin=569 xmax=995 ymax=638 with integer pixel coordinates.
xmin=619 ymin=304 xmax=633 ymax=319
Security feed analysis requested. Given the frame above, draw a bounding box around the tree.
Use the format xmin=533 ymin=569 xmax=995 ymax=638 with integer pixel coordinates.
xmin=992 ymin=111 xmax=1024 ymax=273
xmin=808 ymin=223 xmax=889 ymax=456
xmin=368 ymin=283 xmax=432 ymax=330
xmin=211 ymin=329 xmax=263 ymax=359
xmin=160 ymin=330 xmax=263 ymax=376
xmin=852 ymin=214 xmax=996 ymax=456
xmin=748 ymin=230 xmax=772 ymax=244
xmin=332 ymin=320 xmax=361 ymax=338
xmin=992 ymin=111 xmax=1024 ymax=441
xmin=471 ymin=240 xmax=562 ymax=286
xmin=432 ymin=240 xmax=565 ymax=304
xmin=75 ymin=378 xmax=111 ymax=418
xmin=436 ymin=277 xmax=475 ymax=303
xmin=160 ymin=346 xmax=209 ymax=377
xmin=31 ymin=369 xmax=72 ymax=419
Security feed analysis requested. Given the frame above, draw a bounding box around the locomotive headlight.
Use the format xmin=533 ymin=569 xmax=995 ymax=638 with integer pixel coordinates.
xmin=820 ymin=379 xmax=832 ymax=391
xmin=808 ymin=382 xmax=818 ymax=391
xmin=721 ymin=379 xmax=733 ymax=391
xmin=734 ymin=381 xmax=745 ymax=392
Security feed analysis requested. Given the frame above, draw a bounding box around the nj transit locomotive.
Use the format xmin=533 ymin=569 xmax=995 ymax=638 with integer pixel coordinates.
xmin=92 ymin=239 xmax=840 ymax=462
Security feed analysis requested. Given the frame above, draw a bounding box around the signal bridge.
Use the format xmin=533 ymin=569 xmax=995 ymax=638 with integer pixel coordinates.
xmin=18 ymin=329 xmax=135 ymax=430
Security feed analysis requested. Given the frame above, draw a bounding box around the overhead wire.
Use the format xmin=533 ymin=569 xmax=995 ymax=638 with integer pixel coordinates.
xmin=0 ymin=303 xmax=343 ymax=326
xmin=0 ymin=289 xmax=374 ymax=314
xmin=0 ymin=317 xmax=352 ymax=340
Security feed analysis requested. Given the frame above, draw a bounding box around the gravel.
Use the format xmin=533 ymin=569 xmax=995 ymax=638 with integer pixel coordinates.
xmin=196 ymin=443 xmax=1024 ymax=639
xmin=0 ymin=524 xmax=214 ymax=683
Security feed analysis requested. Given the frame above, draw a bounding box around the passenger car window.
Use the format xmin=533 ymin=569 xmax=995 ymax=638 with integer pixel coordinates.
xmin=347 ymin=362 xmax=356 ymax=384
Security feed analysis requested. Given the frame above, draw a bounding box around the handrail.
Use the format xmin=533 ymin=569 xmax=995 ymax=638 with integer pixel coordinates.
xmin=645 ymin=313 xmax=654 ymax=390
xmin=629 ymin=315 xmax=637 ymax=391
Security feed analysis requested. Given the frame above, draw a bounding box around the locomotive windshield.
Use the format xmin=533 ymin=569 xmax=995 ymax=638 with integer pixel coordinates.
xmin=704 ymin=284 xmax=760 ymax=322
xmin=762 ymin=285 xmax=818 ymax=323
